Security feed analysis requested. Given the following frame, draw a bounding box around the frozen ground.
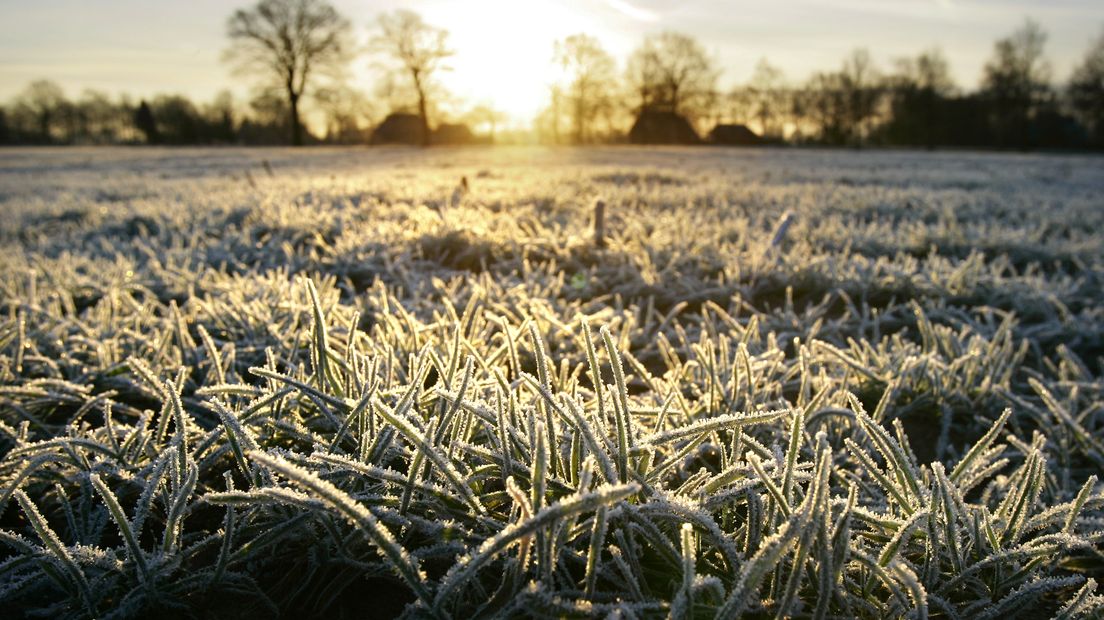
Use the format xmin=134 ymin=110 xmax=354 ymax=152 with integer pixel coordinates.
xmin=0 ymin=146 xmax=1102 ymax=618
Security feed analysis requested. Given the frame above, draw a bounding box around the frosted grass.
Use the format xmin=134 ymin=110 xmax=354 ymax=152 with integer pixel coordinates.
xmin=0 ymin=146 xmax=1101 ymax=618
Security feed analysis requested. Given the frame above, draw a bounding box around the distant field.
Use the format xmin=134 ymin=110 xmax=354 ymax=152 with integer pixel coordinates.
xmin=1 ymin=146 xmax=1102 ymax=618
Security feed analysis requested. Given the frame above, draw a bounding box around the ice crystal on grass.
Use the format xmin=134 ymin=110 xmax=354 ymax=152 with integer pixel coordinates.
xmin=1 ymin=147 xmax=1102 ymax=617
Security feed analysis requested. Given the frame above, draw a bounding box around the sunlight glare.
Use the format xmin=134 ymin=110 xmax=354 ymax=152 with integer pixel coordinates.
xmin=428 ymin=0 xmax=610 ymax=125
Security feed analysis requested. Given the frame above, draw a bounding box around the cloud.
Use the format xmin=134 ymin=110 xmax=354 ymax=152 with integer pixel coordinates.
xmin=603 ymin=0 xmax=659 ymax=22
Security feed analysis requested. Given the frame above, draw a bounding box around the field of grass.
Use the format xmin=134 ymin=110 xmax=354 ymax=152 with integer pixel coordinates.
xmin=0 ymin=145 xmax=1102 ymax=618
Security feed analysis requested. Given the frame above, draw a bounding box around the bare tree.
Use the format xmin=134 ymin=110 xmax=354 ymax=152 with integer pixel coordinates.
xmin=1069 ymin=26 xmax=1104 ymax=145
xmin=886 ymin=48 xmax=955 ymax=147
xmin=75 ymin=90 xmax=125 ymax=144
xmin=743 ymin=59 xmax=786 ymax=138
xmin=13 ymin=80 xmax=66 ymax=143
xmin=535 ymin=85 xmax=566 ymax=144
xmin=316 ymin=85 xmax=375 ymax=144
xmin=370 ymin=10 xmax=453 ymax=146
xmin=981 ymin=18 xmax=1052 ymax=147
xmin=794 ymin=50 xmax=881 ymax=146
xmin=896 ymin=49 xmax=955 ymax=96
xmin=625 ymin=32 xmax=718 ymax=121
xmin=798 ymin=71 xmax=849 ymax=144
xmin=464 ymin=103 xmax=508 ymax=142
xmin=224 ymin=0 xmax=351 ymax=146
xmin=840 ymin=49 xmax=881 ymax=144
xmin=205 ymin=91 xmax=238 ymax=143
xmin=553 ymin=34 xmax=619 ymax=143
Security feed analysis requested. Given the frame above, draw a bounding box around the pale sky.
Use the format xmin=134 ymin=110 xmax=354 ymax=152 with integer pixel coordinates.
xmin=1 ymin=0 xmax=1103 ymax=125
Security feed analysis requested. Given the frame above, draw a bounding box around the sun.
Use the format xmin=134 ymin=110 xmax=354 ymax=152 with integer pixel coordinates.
xmin=423 ymin=0 xmax=611 ymax=126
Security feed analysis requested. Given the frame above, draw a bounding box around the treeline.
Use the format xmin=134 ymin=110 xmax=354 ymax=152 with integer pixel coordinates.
xmin=0 ymin=82 xmax=373 ymax=146
xmin=2 ymin=0 xmax=1102 ymax=150
xmin=541 ymin=19 xmax=1104 ymax=149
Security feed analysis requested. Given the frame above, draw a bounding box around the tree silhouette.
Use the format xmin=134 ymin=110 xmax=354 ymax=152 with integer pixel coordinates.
xmin=370 ymin=10 xmax=453 ymax=147
xmin=839 ymin=49 xmax=880 ymax=144
xmin=224 ymin=0 xmax=351 ymax=146
xmin=316 ymin=85 xmax=375 ymax=144
xmin=798 ymin=71 xmax=849 ymax=144
xmin=151 ymin=96 xmax=203 ymax=144
xmin=206 ymin=91 xmax=238 ymax=143
xmin=464 ymin=103 xmax=507 ymax=142
xmin=981 ymin=19 xmax=1052 ymax=148
xmin=14 ymin=80 xmax=66 ymax=143
xmin=553 ymin=34 xmax=620 ymax=143
xmin=134 ymin=101 xmax=158 ymax=144
xmin=796 ymin=50 xmax=882 ymax=146
xmin=885 ymin=49 xmax=955 ymax=147
xmin=4 ymin=17 xmax=1104 ymax=151
xmin=626 ymin=32 xmax=717 ymax=122
xmin=1069 ymin=27 xmax=1104 ymax=146
xmin=736 ymin=59 xmax=787 ymax=139
xmin=75 ymin=90 xmax=115 ymax=144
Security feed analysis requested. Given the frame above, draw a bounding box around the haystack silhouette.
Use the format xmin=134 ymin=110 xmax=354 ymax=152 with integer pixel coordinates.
xmin=370 ymin=113 xmax=481 ymax=146
xmin=709 ymin=124 xmax=763 ymax=146
xmin=370 ymin=113 xmax=425 ymax=145
xmin=628 ymin=110 xmax=700 ymax=145
xmin=432 ymin=123 xmax=478 ymax=145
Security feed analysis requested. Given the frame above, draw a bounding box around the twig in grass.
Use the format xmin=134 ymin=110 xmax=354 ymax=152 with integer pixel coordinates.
xmin=594 ymin=199 xmax=606 ymax=249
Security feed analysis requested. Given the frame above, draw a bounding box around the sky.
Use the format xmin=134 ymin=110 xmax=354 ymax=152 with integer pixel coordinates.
xmin=1 ymin=0 xmax=1102 ymax=126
